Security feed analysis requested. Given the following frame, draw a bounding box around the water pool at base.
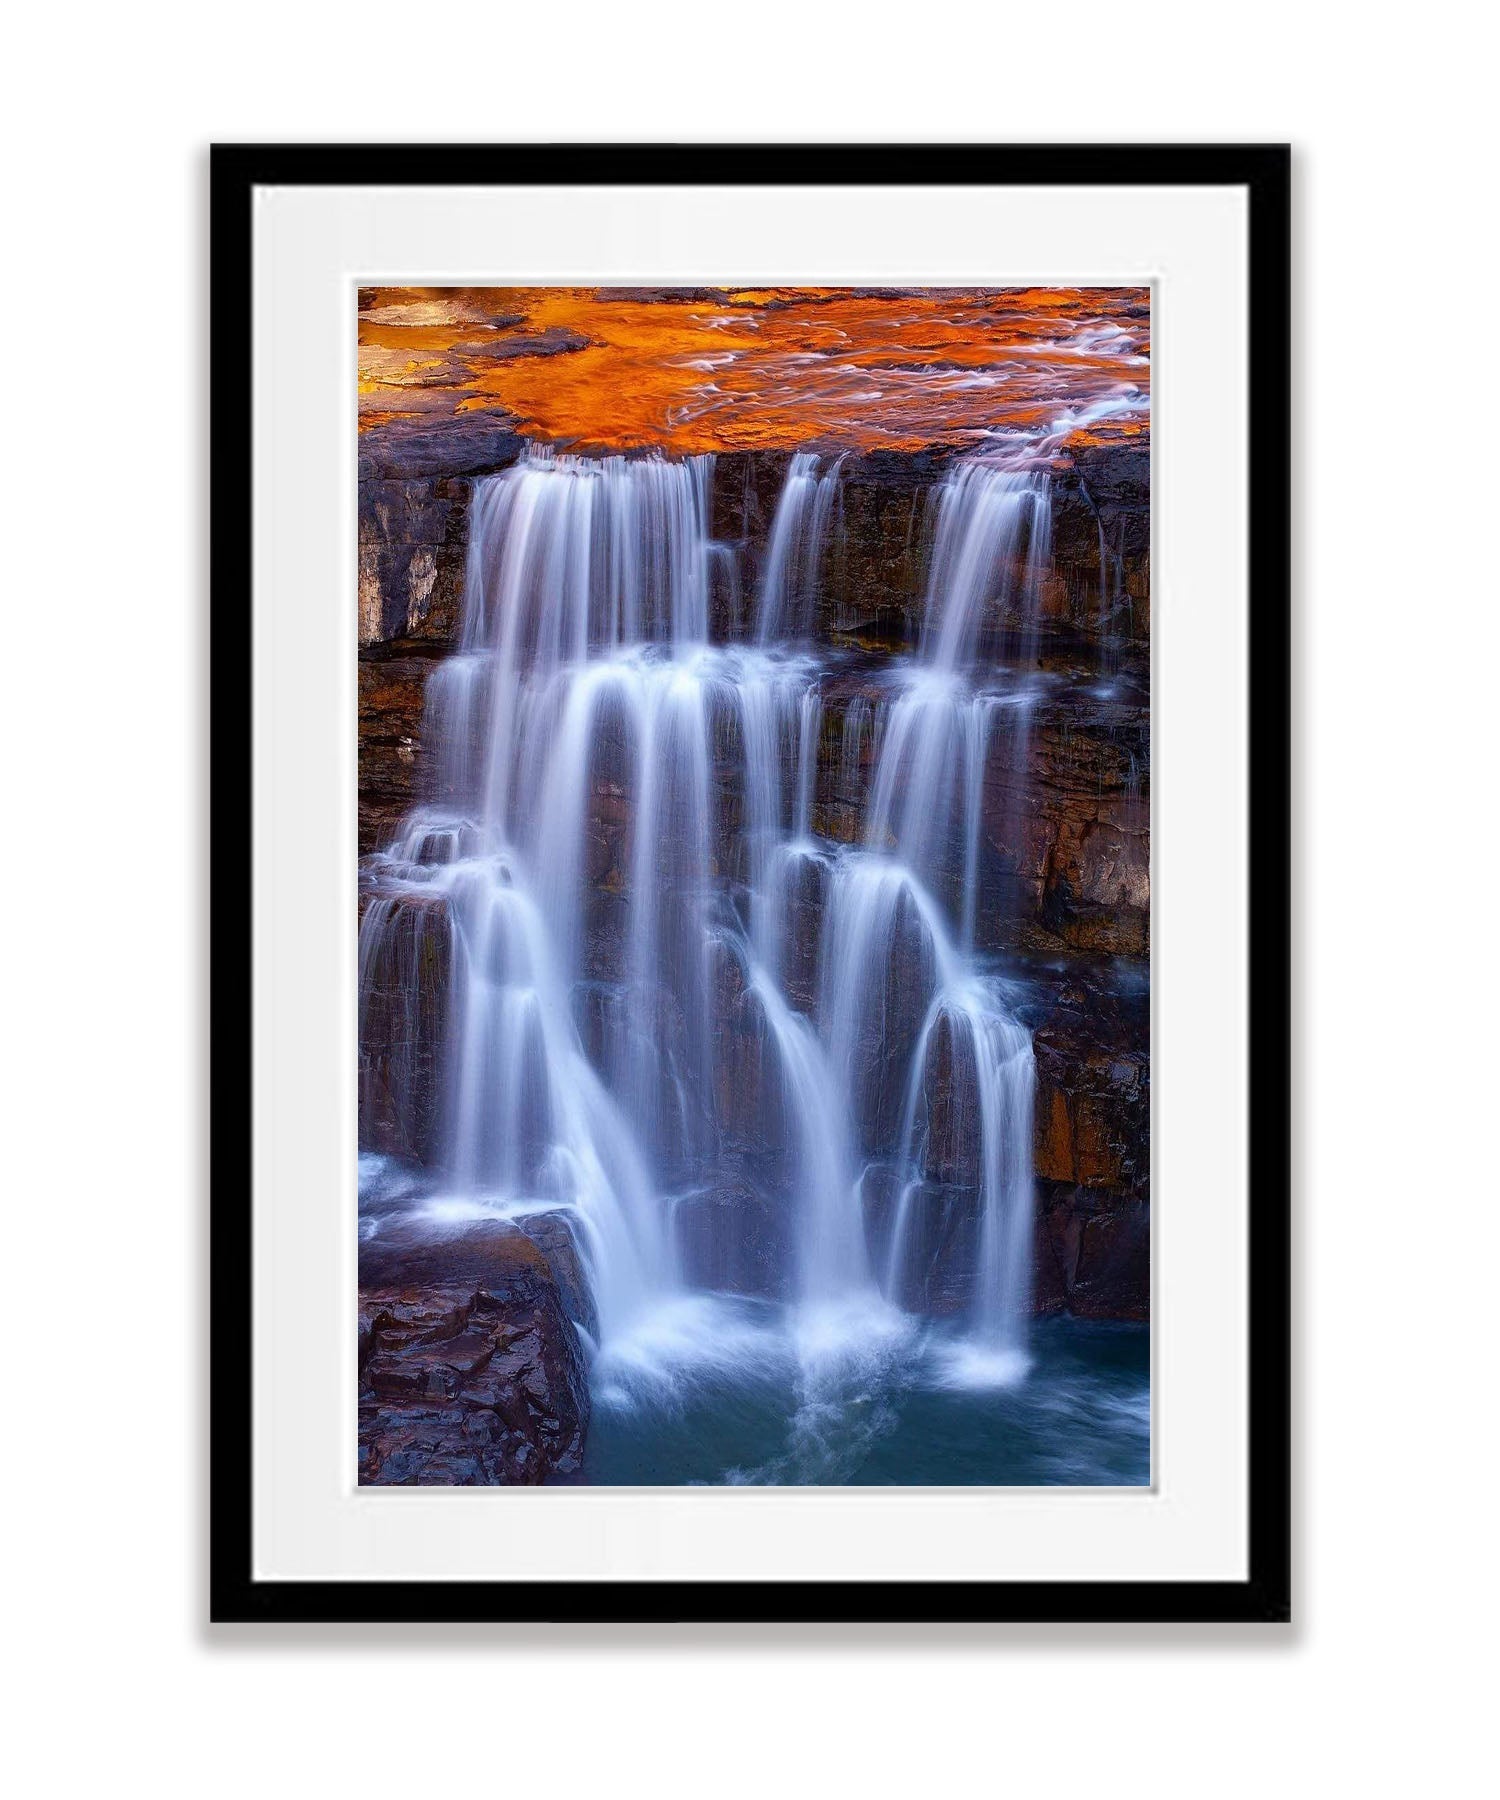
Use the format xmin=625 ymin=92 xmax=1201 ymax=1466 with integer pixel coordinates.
xmin=579 ymin=1304 xmax=1149 ymax=1486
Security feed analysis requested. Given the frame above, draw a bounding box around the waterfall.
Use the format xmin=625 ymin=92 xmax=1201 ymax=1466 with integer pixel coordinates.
xmin=793 ymin=686 xmax=822 ymax=838
xmin=820 ymin=462 xmax=1048 ymax=1341
xmin=1093 ymin=507 xmax=1132 ymax=679
xmin=359 ymin=450 xmax=724 ymax=1341
xmin=884 ymin=989 xmax=1035 ymax=1359
xmin=756 ymin=453 xmax=843 ymax=644
xmin=919 ymin=464 xmax=1050 ymax=673
xmin=359 ymin=444 xmax=1050 ymax=1372
xmin=866 ymin=468 xmax=1050 ymax=923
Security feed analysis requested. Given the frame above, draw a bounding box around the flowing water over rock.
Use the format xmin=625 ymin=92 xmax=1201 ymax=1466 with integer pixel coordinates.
xmin=358 ymin=444 xmax=1143 ymax=1480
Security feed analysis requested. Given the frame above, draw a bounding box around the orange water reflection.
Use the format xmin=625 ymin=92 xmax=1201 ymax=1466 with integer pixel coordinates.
xmin=358 ymin=287 xmax=1150 ymax=456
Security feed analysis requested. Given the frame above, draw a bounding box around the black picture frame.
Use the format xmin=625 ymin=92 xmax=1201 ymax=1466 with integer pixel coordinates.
xmin=210 ymin=142 xmax=1290 ymax=1625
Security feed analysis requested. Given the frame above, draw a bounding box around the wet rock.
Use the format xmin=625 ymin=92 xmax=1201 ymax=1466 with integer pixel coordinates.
xmin=356 ymin=424 xmax=528 ymax=647
xmin=358 ymin=476 xmax=472 ymax=647
xmin=358 ymin=650 xmax=437 ymax=855
xmin=507 ymin=1211 xmax=596 ymax=1341
xmin=1046 ymin=446 xmax=1151 ymax=651
xmin=916 ymin=1011 xmax=982 ymax=1188
xmin=580 ymin=690 xmax=637 ymax=970
xmin=1030 ymin=975 xmax=1149 ymax=1203
xmin=1024 ymin=960 xmax=1149 ymax=1318
xmin=708 ymin=451 xmax=790 ymax=622
xmin=882 ymin=1179 xmax=984 ymax=1317
xmin=358 ymin=419 xmax=526 ymax=484
xmin=708 ymin=449 xmax=1149 ymax=658
xmin=823 ymin=461 xmax=936 ymax=645
xmin=673 ymin=1173 xmax=793 ymax=1300
xmin=854 ymin=1161 xmax=903 ymax=1277
xmin=575 ymin=977 xmax=709 ymax=1182
xmin=855 ymin=952 xmax=1150 ymax=1323
xmin=1036 ymin=1184 xmax=1149 ymax=1321
xmin=967 ymin=695 xmax=1151 ymax=950
xmin=1042 ymin=819 xmax=1150 ymax=955
xmin=359 ymin=1221 xmax=590 ymax=1484
xmin=848 ymin=884 xmax=937 ymax=1157
xmin=894 ymin=1184 xmax=1143 ymax=1323
xmin=774 ymin=848 xmax=829 ymax=1015
xmin=357 ymin=888 xmax=453 ymax=1163
xmin=354 ymin=447 xmax=523 ymax=847
xmin=713 ymin=981 xmax=790 ymax=1165
xmin=709 ymin=928 xmax=749 ymax=1017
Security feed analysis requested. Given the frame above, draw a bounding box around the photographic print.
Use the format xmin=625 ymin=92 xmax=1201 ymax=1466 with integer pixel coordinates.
xmin=356 ymin=285 xmax=1151 ymax=1488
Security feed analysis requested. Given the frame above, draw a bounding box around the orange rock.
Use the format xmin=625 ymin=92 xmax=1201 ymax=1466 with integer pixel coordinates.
xmin=358 ymin=286 xmax=1150 ymax=458
xmin=1036 ymin=1087 xmax=1076 ymax=1183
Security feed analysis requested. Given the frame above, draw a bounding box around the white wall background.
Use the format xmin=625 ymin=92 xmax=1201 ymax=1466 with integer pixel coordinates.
xmin=5 ymin=5 xmax=1494 ymax=1794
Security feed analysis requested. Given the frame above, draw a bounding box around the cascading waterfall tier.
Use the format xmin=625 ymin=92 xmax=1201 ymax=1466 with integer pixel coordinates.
xmin=359 ymin=445 xmax=1050 ymax=1372
xmin=756 ymin=452 xmax=844 ymax=644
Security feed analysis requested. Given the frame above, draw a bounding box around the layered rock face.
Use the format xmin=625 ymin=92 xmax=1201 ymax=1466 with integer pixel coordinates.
xmin=709 ymin=445 xmax=1149 ymax=656
xmin=357 ymin=433 xmax=1150 ymax=1322
xmin=1030 ymin=964 xmax=1149 ymax=1320
xmin=357 ymin=424 xmax=524 ymax=853
xmin=356 ymin=888 xmax=453 ymax=1161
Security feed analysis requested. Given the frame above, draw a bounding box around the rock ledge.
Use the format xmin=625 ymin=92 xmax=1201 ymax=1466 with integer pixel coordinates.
xmin=358 ymin=1221 xmax=590 ymax=1485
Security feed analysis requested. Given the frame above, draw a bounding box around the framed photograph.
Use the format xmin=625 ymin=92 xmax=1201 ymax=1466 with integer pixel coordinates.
xmin=212 ymin=143 xmax=1289 ymax=1622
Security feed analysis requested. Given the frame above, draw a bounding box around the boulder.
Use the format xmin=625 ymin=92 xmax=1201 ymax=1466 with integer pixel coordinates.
xmin=358 ymin=1220 xmax=591 ymax=1485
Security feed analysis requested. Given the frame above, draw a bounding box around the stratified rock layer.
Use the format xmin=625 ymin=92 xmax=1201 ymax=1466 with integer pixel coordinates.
xmin=356 ymin=887 xmax=452 ymax=1162
xmin=1029 ymin=964 xmax=1150 ymax=1321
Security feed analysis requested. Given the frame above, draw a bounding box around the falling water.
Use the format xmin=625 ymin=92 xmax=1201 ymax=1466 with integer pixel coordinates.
xmin=815 ymin=463 xmax=1047 ymax=1343
xmin=359 ymin=445 xmax=1051 ymax=1392
xmin=757 ymin=453 xmax=843 ymax=644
